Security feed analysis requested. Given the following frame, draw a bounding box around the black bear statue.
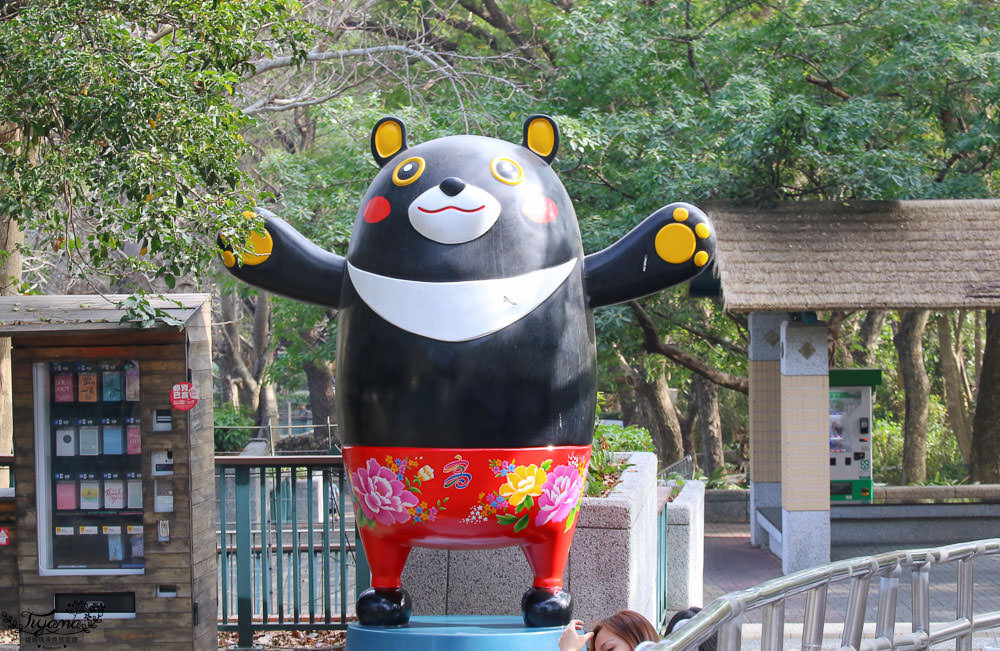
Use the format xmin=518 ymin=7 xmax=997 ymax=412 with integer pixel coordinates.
xmin=220 ymin=115 xmax=716 ymax=628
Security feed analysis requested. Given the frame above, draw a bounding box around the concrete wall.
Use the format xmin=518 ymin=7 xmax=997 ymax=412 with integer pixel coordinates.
xmin=831 ymin=502 xmax=1000 ymax=546
xmin=665 ymin=480 xmax=705 ymax=610
xmin=705 ymin=489 xmax=749 ymax=523
xmin=705 ymin=487 xmax=1000 ymax=547
xmin=403 ymin=452 xmax=660 ymax=625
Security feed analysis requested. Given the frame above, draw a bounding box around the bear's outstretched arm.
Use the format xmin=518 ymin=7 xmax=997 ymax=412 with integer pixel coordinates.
xmin=583 ymin=202 xmax=716 ymax=309
xmin=219 ymin=208 xmax=346 ymax=308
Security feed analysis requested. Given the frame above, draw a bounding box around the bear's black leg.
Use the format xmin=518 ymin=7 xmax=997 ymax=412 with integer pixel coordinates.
xmin=356 ymin=587 xmax=412 ymax=626
xmin=521 ymin=586 xmax=572 ymax=627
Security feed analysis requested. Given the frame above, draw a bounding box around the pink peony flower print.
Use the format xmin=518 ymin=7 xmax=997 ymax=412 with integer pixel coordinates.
xmin=352 ymin=458 xmax=419 ymax=526
xmin=535 ymin=464 xmax=584 ymax=526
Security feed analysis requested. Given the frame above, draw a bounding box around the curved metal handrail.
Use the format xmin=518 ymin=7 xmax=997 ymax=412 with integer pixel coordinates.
xmin=651 ymin=538 xmax=1000 ymax=651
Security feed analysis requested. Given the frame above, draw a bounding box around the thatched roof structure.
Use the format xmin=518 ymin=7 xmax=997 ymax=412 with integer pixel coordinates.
xmin=705 ymin=199 xmax=1000 ymax=311
xmin=0 ymin=294 xmax=208 ymax=334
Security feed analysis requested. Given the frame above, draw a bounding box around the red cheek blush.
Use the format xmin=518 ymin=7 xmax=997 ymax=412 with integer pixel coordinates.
xmin=364 ymin=196 xmax=391 ymax=223
xmin=522 ymin=196 xmax=558 ymax=223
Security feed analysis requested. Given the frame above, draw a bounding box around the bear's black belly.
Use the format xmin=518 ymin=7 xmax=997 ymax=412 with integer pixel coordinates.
xmin=336 ymin=270 xmax=596 ymax=448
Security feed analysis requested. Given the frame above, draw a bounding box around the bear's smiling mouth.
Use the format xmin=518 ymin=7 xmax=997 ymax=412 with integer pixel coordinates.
xmin=417 ymin=204 xmax=486 ymax=214
xmin=347 ymin=258 xmax=578 ymax=342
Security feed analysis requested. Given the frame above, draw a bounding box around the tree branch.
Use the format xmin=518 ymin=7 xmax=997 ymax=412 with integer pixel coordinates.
xmin=648 ymin=307 xmax=747 ymax=356
xmin=628 ymin=301 xmax=748 ymax=394
xmin=249 ymin=44 xmax=453 ymax=78
xmin=804 ymin=73 xmax=851 ymax=100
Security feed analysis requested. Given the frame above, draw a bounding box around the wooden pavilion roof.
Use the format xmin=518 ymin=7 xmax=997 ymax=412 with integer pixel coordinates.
xmin=0 ymin=294 xmax=209 ymax=334
xmin=705 ymin=199 xmax=1000 ymax=311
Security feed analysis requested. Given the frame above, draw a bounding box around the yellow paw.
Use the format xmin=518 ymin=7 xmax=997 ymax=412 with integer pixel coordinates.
xmin=654 ymin=206 xmax=712 ymax=267
xmin=221 ymin=211 xmax=274 ymax=267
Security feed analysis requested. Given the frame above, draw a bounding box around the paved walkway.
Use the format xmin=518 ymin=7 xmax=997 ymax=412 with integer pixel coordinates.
xmin=702 ymin=522 xmax=1000 ymax=647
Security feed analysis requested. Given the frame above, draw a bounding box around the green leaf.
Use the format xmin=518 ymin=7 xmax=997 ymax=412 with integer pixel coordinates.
xmin=513 ymin=514 xmax=530 ymax=533
xmin=564 ymin=505 xmax=579 ymax=532
xmin=496 ymin=514 xmax=519 ymax=525
xmin=541 ymin=459 xmax=553 ymax=471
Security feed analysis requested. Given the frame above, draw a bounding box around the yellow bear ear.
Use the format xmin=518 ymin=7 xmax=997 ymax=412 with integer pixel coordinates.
xmin=371 ymin=117 xmax=407 ymax=167
xmin=522 ymin=114 xmax=559 ymax=164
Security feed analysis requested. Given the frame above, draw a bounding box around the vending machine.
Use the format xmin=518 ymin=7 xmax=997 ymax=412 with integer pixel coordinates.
xmin=829 ymin=369 xmax=881 ymax=503
xmin=0 ymin=295 xmax=216 ymax=650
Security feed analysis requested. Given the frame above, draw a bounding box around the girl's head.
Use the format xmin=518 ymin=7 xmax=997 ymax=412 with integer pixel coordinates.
xmin=589 ymin=610 xmax=659 ymax=651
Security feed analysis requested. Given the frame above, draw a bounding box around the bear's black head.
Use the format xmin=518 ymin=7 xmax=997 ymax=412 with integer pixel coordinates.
xmin=346 ymin=116 xmax=583 ymax=283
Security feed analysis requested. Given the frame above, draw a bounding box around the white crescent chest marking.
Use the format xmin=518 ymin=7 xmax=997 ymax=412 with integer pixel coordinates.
xmin=347 ymin=258 xmax=579 ymax=342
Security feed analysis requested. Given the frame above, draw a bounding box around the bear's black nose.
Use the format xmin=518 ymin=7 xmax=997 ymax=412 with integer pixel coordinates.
xmin=439 ymin=177 xmax=465 ymax=197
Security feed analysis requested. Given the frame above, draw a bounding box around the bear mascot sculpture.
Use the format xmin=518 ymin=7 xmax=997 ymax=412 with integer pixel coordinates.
xmin=220 ymin=115 xmax=715 ymax=628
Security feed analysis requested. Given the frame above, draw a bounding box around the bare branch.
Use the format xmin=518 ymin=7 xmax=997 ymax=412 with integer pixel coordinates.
xmin=250 ymin=44 xmax=451 ymax=77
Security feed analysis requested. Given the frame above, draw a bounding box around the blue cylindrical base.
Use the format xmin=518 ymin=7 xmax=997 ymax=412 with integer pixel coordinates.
xmin=346 ymin=615 xmax=563 ymax=651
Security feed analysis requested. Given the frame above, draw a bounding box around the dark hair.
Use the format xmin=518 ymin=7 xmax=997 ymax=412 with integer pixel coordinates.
xmin=665 ymin=607 xmax=717 ymax=651
xmin=589 ymin=610 xmax=659 ymax=650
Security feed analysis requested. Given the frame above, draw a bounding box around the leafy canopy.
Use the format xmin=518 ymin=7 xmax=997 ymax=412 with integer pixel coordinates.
xmin=0 ymin=0 xmax=311 ymax=292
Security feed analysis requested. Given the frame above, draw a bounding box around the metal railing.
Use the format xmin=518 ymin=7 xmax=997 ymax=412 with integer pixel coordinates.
xmin=215 ymin=455 xmax=357 ymax=648
xmin=652 ymin=539 xmax=1000 ymax=650
xmin=216 ymin=422 xmax=341 ymax=453
xmin=660 ymin=454 xmax=695 ymax=481
xmin=656 ymin=492 xmax=670 ymax=633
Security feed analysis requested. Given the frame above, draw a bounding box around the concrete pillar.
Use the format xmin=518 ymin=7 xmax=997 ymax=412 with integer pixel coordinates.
xmin=779 ymin=320 xmax=831 ymax=573
xmin=748 ymin=312 xmax=784 ymax=547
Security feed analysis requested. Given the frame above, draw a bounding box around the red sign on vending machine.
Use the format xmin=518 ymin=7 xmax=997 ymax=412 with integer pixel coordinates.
xmin=169 ymin=382 xmax=199 ymax=411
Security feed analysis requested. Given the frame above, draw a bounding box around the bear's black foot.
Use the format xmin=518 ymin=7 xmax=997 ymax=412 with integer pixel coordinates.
xmin=521 ymin=586 xmax=572 ymax=627
xmin=356 ymin=587 xmax=412 ymax=626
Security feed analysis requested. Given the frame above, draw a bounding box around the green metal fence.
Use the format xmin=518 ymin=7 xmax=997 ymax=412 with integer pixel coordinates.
xmin=215 ymin=455 xmax=356 ymax=648
xmin=656 ymin=495 xmax=670 ymax=633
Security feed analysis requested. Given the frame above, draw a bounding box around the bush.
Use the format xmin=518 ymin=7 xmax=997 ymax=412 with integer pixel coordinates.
xmin=585 ymin=394 xmax=655 ymax=497
xmin=214 ymin=404 xmax=255 ymax=452
xmin=873 ymin=397 xmax=968 ymax=485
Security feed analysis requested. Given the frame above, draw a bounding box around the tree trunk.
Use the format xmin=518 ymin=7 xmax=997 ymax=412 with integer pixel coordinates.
xmin=936 ymin=313 xmax=973 ymax=462
xmin=250 ymin=293 xmax=280 ymax=448
xmin=616 ymin=353 xmax=684 ymax=466
xmin=258 ymin=382 xmax=280 ymax=451
xmin=852 ymin=310 xmax=887 ymax=367
xmin=692 ymin=374 xmax=724 ymax=476
xmin=303 ymin=358 xmax=338 ymax=449
xmin=970 ymin=310 xmax=1000 ymax=482
xmin=974 ymin=309 xmax=984 ymax=387
xmin=0 ymin=123 xmax=26 ymax=485
xmin=894 ymin=310 xmax=930 ymax=484
xmin=682 ymin=397 xmax=698 ymax=471
xmin=0 ymin=217 xmax=22 ymax=486
xmin=219 ymin=292 xmax=261 ymax=412
xmin=827 ymin=310 xmax=849 ymax=366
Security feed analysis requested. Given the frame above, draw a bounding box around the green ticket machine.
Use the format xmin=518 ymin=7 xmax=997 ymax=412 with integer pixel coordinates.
xmin=829 ymin=368 xmax=882 ymax=503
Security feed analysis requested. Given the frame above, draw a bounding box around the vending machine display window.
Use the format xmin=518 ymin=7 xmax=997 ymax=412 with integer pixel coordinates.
xmin=34 ymin=360 xmax=145 ymax=575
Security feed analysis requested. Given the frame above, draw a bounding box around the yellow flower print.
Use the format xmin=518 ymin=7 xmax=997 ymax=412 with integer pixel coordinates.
xmin=498 ymin=464 xmax=547 ymax=508
xmin=417 ymin=465 xmax=435 ymax=482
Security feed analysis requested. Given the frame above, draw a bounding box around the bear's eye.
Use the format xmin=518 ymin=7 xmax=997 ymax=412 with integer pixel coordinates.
xmin=392 ymin=157 xmax=425 ymax=186
xmin=491 ymin=157 xmax=524 ymax=185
